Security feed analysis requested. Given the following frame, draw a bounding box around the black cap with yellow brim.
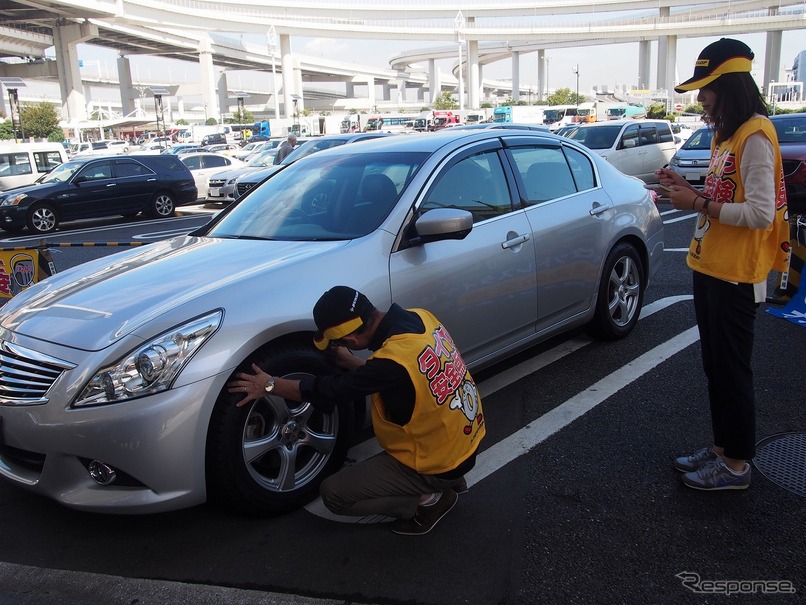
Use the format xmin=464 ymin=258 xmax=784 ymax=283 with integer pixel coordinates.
xmin=674 ymin=38 xmax=754 ymax=93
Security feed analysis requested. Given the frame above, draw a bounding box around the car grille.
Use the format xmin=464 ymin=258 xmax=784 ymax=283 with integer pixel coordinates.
xmin=236 ymin=182 xmax=257 ymax=198
xmin=208 ymin=178 xmax=226 ymax=187
xmin=0 ymin=340 xmax=74 ymax=405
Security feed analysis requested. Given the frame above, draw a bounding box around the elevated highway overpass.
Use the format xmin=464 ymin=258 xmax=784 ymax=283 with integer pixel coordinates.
xmin=0 ymin=0 xmax=804 ymax=127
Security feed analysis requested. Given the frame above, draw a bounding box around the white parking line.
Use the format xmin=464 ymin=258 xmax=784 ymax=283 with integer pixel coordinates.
xmin=306 ymin=295 xmax=696 ymax=522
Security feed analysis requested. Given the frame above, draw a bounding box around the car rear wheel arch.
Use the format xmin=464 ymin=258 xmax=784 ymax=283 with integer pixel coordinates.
xmin=205 ymin=340 xmax=357 ymax=515
xmin=586 ymin=237 xmax=647 ymax=341
xmin=148 ymin=191 xmax=176 ymax=218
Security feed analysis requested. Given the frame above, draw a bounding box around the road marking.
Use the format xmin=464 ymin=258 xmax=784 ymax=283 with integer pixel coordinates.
xmin=306 ymin=295 xmax=695 ymax=522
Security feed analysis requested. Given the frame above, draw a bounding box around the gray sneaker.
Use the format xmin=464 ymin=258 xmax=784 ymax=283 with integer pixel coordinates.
xmin=674 ymin=446 xmax=718 ymax=472
xmin=391 ymin=489 xmax=458 ymax=536
xmin=681 ymin=458 xmax=751 ymax=491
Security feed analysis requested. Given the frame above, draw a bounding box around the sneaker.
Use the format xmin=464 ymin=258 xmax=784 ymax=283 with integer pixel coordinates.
xmin=452 ymin=477 xmax=468 ymax=494
xmin=681 ymin=457 xmax=751 ymax=491
xmin=391 ymin=489 xmax=458 ymax=536
xmin=674 ymin=446 xmax=718 ymax=472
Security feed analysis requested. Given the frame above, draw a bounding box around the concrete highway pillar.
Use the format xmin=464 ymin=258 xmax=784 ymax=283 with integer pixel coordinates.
xmin=537 ymin=49 xmax=546 ymax=100
xmin=217 ymin=72 xmax=229 ymax=121
xmin=429 ymin=59 xmax=441 ymax=104
xmin=468 ymin=39 xmax=479 ymax=109
xmin=764 ymin=23 xmax=782 ymax=95
xmin=382 ymin=83 xmax=391 ymax=101
xmin=117 ymin=55 xmax=135 ymax=117
xmin=197 ymin=36 xmax=219 ymax=121
xmin=281 ymin=34 xmax=294 ymax=119
xmin=638 ymin=40 xmax=651 ymax=90
xmin=53 ymin=21 xmax=98 ymax=123
xmin=367 ymin=76 xmax=376 ymax=111
xmin=511 ymin=50 xmax=520 ymax=102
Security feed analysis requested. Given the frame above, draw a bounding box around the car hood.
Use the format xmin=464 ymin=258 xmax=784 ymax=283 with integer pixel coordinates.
xmin=0 ymin=236 xmax=347 ymax=351
xmin=210 ymin=166 xmax=264 ymax=181
xmin=0 ymin=180 xmax=60 ymax=197
xmin=239 ymin=165 xmax=282 ymax=183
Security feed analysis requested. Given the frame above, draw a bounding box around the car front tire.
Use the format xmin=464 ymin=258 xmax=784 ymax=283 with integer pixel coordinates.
xmin=206 ymin=343 xmax=355 ymax=514
xmin=587 ymin=242 xmax=645 ymax=340
xmin=27 ymin=204 xmax=59 ymax=234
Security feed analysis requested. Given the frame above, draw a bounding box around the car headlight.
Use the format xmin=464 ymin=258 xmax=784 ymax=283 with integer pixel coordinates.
xmin=74 ymin=310 xmax=223 ymax=407
xmin=227 ymin=177 xmax=237 ymax=185
xmin=0 ymin=193 xmax=28 ymax=207
xmin=669 ymin=156 xmax=680 ymax=166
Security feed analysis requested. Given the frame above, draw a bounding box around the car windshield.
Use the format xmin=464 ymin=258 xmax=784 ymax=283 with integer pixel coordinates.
xmin=205 ymin=151 xmax=427 ymax=241
xmin=38 ymin=160 xmax=84 ymax=183
xmin=246 ymin=150 xmax=277 ymax=167
xmin=682 ymin=128 xmax=714 ymax=150
xmin=772 ymin=115 xmax=806 ymax=144
xmin=568 ymin=125 xmax=621 ymax=149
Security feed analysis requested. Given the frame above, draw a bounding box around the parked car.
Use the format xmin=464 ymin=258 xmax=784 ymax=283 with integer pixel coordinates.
xmin=70 ymin=141 xmax=112 ymax=158
xmin=770 ymin=112 xmax=806 ymax=215
xmin=204 ymin=143 xmax=239 ymax=156
xmin=447 ymin=123 xmax=549 ymax=132
xmin=0 ymin=130 xmax=663 ymax=514
xmin=0 ymin=154 xmax=197 ymax=234
xmin=201 ymin=133 xmax=227 ymax=147
xmin=666 ymin=126 xmax=714 ymax=191
xmin=105 ymin=140 xmax=130 ymax=154
xmin=235 ymin=132 xmax=392 ymax=199
xmin=671 ymin=122 xmax=696 ymax=146
xmin=0 ymin=142 xmax=68 ymax=191
xmin=554 ymin=124 xmax=580 ymax=138
xmin=232 ymin=139 xmax=285 ymax=162
xmin=132 ymin=140 xmax=171 ymax=155
xmin=179 ymin=152 xmax=244 ymax=199
xmin=568 ymin=119 xmax=677 ymax=182
xmin=206 ymin=149 xmax=280 ymax=204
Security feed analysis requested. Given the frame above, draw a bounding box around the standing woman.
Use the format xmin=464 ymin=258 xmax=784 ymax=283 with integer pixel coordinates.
xmin=657 ymin=38 xmax=790 ymax=490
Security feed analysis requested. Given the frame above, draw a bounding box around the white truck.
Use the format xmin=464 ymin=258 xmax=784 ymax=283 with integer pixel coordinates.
xmin=492 ymin=105 xmax=546 ymax=125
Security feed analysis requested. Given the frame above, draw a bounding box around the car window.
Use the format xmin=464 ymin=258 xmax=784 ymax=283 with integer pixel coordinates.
xmin=77 ymin=162 xmax=112 ymax=181
xmin=206 ymin=151 xmax=426 ymax=241
xmin=114 ymin=160 xmax=153 ymax=178
xmin=638 ymin=126 xmax=657 ymax=145
xmin=203 ymin=156 xmax=230 ymax=168
xmin=656 ymin=123 xmax=675 ymax=143
xmin=182 ymin=156 xmax=202 ymax=170
xmin=421 ymin=150 xmax=512 ymax=223
xmin=509 ymin=145 xmax=579 ymax=204
xmin=563 ymin=146 xmax=596 ymax=191
xmin=568 ymin=125 xmax=620 ymax=149
xmin=771 ymin=115 xmax=806 ymax=143
xmin=682 ymin=128 xmax=714 ymax=150
xmin=620 ymin=124 xmax=640 ymax=148
xmin=0 ymin=152 xmax=32 ymax=176
xmin=34 ymin=151 xmax=64 ymax=172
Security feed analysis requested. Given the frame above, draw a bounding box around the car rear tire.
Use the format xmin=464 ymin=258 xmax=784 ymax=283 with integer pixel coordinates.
xmin=148 ymin=192 xmax=175 ymax=218
xmin=206 ymin=343 xmax=355 ymax=514
xmin=586 ymin=242 xmax=644 ymax=340
xmin=27 ymin=204 xmax=59 ymax=234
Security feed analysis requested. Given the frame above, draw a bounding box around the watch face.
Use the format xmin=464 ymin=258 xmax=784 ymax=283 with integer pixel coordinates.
xmin=265 ymin=380 xmax=275 ymax=393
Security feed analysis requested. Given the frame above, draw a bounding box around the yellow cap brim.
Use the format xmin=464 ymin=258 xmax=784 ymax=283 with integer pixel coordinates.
xmin=674 ymin=56 xmax=752 ymax=93
xmin=313 ymin=315 xmax=364 ymax=350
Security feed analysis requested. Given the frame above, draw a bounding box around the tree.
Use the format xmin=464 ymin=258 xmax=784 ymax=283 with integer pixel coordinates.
xmin=646 ymin=102 xmax=667 ymax=119
xmin=205 ymin=117 xmax=218 ymax=125
xmin=546 ymin=88 xmax=586 ymax=105
xmin=20 ymin=102 xmax=61 ymax=139
xmin=175 ymin=118 xmax=189 ymax=125
xmin=434 ymin=91 xmax=458 ymax=110
xmin=0 ymin=120 xmax=14 ymax=140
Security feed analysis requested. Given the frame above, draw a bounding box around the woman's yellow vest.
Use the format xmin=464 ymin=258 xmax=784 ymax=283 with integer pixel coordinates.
xmin=369 ymin=309 xmax=485 ymax=474
xmin=690 ymin=116 xmax=790 ymax=282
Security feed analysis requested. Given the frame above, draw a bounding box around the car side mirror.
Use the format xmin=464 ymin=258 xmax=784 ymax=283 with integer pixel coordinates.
xmin=409 ymin=208 xmax=473 ymax=246
xmin=621 ymin=139 xmax=637 ymax=149
xmin=73 ymin=175 xmax=87 ymax=185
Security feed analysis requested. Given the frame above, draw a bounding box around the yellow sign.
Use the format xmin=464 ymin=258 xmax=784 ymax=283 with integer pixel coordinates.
xmin=0 ymin=248 xmax=46 ymax=299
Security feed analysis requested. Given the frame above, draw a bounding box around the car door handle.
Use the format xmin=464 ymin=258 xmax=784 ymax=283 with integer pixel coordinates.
xmin=106 ymin=183 xmax=117 ymax=187
xmin=502 ymin=233 xmax=530 ymax=249
xmin=147 ymin=178 xmax=157 ymax=182
xmin=589 ymin=201 xmax=610 ymax=216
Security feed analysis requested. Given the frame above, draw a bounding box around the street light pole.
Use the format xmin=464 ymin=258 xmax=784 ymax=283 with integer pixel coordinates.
xmin=268 ymin=26 xmax=280 ymax=120
xmin=572 ymin=64 xmax=579 ymax=106
xmin=455 ymin=12 xmax=465 ymax=111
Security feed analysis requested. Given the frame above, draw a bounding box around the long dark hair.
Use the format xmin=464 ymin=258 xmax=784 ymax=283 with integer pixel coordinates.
xmin=701 ymin=72 xmax=768 ymax=145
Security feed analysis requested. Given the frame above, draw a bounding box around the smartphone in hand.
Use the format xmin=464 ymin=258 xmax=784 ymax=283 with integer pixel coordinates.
xmin=644 ymin=183 xmax=672 ymax=193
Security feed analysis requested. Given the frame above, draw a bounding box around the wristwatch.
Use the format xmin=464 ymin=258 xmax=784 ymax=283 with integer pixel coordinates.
xmin=264 ymin=377 xmax=276 ymax=393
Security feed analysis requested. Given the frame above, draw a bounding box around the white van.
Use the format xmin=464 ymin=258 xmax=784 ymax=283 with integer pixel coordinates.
xmin=0 ymin=142 xmax=68 ymax=191
xmin=567 ymin=119 xmax=677 ymax=182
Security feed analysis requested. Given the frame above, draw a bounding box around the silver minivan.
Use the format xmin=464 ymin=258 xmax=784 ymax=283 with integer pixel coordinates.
xmin=667 ymin=126 xmax=714 ymax=190
xmin=569 ymin=119 xmax=677 ymax=182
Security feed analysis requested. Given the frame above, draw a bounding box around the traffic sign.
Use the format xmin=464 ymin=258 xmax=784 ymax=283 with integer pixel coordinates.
xmin=674 ymin=104 xmax=683 ymax=111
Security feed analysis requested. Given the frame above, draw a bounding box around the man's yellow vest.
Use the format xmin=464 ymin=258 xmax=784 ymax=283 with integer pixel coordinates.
xmin=689 ymin=116 xmax=790 ymax=282
xmin=369 ymin=309 xmax=485 ymax=474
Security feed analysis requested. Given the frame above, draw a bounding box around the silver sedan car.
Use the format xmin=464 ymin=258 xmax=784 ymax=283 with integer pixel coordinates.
xmin=0 ymin=131 xmax=664 ymax=514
